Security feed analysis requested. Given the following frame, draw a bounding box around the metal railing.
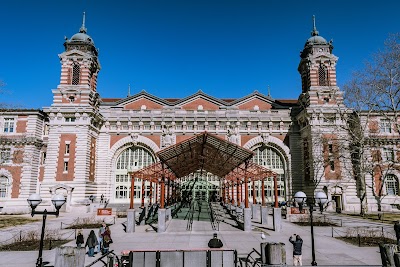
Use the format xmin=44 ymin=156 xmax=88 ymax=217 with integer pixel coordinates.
xmin=85 ymin=250 xmax=120 ymax=267
xmin=238 ymin=248 xmax=262 ymax=267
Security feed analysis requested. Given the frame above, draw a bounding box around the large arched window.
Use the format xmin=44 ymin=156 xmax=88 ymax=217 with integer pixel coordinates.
xmin=0 ymin=176 xmax=9 ymax=198
xmin=114 ymin=146 xmax=155 ymax=202
xmin=252 ymin=146 xmax=286 ymax=201
xmin=385 ymin=174 xmax=399 ymax=196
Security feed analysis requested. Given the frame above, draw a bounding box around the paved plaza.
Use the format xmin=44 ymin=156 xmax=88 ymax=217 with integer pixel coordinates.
xmin=0 ymin=204 xmax=389 ymax=266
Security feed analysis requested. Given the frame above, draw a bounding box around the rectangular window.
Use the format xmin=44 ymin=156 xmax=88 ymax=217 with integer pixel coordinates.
xmin=3 ymin=118 xmax=15 ymax=133
xmin=63 ymin=161 xmax=69 ymax=172
xmin=330 ymin=160 xmax=335 ymax=171
xmin=65 ymin=117 xmax=76 ymax=123
xmin=380 ymin=119 xmax=392 ymax=133
xmin=383 ymin=148 xmax=395 ymax=162
xmin=41 ymin=152 xmax=46 ymax=165
xmin=65 ymin=143 xmax=70 ymax=155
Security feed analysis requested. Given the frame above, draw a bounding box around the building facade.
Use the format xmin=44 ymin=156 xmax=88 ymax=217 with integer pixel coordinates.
xmin=0 ymin=18 xmax=399 ymax=214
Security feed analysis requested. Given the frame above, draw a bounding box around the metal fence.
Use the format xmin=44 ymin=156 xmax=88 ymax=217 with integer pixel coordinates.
xmin=119 ymin=249 xmax=237 ymax=267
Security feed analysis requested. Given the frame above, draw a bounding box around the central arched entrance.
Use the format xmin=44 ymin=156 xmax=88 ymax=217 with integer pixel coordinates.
xmin=114 ymin=146 xmax=155 ymax=203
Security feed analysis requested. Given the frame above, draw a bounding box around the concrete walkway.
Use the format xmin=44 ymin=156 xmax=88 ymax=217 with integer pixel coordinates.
xmin=0 ymin=205 xmax=387 ymax=266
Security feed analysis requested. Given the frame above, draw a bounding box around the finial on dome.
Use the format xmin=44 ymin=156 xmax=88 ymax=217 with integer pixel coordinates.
xmin=80 ymin=12 xmax=87 ymax=33
xmin=311 ymin=15 xmax=319 ymax=36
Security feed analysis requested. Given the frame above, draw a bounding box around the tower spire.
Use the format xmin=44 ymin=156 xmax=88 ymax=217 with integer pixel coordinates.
xmin=267 ymin=85 xmax=271 ymax=97
xmin=127 ymin=84 xmax=131 ymax=97
xmin=80 ymin=12 xmax=87 ymax=33
xmin=311 ymin=15 xmax=319 ymax=36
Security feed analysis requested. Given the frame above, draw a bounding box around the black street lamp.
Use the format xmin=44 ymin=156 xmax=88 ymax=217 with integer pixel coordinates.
xmin=294 ymin=191 xmax=328 ymax=266
xmin=27 ymin=193 xmax=66 ymax=267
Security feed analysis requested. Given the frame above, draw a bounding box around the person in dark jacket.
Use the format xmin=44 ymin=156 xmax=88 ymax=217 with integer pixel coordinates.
xmin=289 ymin=234 xmax=303 ymax=266
xmin=76 ymin=229 xmax=84 ymax=248
xmin=394 ymin=221 xmax=400 ymax=246
xmin=208 ymin=233 xmax=223 ymax=248
xmin=101 ymin=226 xmax=112 ymax=255
xmin=85 ymin=230 xmax=98 ymax=257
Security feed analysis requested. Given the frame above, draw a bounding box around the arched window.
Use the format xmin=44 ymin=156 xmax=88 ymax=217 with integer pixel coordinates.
xmin=114 ymin=146 xmax=155 ymax=202
xmin=253 ymin=146 xmax=286 ymax=201
xmin=72 ymin=64 xmax=80 ymax=85
xmin=318 ymin=65 xmax=328 ymax=86
xmin=0 ymin=176 xmax=9 ymax=198
xmin=385 ymin=174 xmax=399 ymax=196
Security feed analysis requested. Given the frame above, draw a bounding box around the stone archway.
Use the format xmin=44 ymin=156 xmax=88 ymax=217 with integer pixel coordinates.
xmin=49 ymin=184 xmax=74 ymax=212
xmin=109 ymin=135 xmax=160 ymax=204
xmin=243 ymin=134 xmax=292 ymax=202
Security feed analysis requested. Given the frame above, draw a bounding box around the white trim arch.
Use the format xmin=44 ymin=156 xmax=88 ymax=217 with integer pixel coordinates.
xmin=109 ymin=135 xmax=160 ymax=203
xmin=0 ymin=168 xmax=12 ymax=199
xmin=109 ymin=135 xmax=160 ymax=160
xmin=243 ymin=135 xmax=292 ymax=201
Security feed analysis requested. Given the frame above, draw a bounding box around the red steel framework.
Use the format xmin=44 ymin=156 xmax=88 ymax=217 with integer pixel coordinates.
xmin=129 ymin=132 xmax=278 ymax=209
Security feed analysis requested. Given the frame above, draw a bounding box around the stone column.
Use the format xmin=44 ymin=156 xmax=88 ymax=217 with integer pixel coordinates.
xmin=126 ymin=209 xmax=136 ymax=233
xmin=261 ymin=205 xmax=268 ymax=225
xmin=273 ymin=208 xmax=282 ymax=232
xmin=252 ymin=204 xmax=260 ymax=220
xmin=244 ymin=207 xmax=252 ymax=232
xmin=158 ymin=208 xmax=166 ymax=233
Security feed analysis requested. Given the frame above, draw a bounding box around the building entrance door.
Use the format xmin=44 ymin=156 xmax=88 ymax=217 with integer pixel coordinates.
xmin=332 ymin=195 xmax=342 ymax=213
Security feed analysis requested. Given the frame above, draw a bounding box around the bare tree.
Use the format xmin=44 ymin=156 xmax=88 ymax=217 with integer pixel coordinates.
xmin=342 ymin=33 xmax=400 ymax=213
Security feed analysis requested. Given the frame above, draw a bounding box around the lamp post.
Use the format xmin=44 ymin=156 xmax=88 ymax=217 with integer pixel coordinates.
xmin=27 ymin=193 xmax=66 ymax=267
xmin=294 ymin=191 xmax=328 ymax=266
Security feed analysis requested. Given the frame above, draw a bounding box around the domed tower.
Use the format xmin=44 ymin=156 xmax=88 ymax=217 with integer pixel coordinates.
xmin=298 ymin=16 xmax=343 ymax=107
xmin=294 ymin=17 xmax=353 ymax=211
xmin=42 ymin=13 xmax=103 ymax=210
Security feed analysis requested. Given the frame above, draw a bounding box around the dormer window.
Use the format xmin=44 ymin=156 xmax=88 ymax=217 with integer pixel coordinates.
xmin=72 ymin=64 xmax=80 ymax=85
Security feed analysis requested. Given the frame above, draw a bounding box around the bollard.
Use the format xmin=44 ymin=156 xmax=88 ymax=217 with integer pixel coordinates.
xmin=394 ymin=252 xmax=400 ymax=267
xmin=261 ymin=242 xmax=286 ymax=265
xmin=379 ymin=243 xmax=398 ymax=267
xmin=107 ymin=254 xmax=114 ymax=267
xmin=54 ymin=246 xmax=85 ymax=267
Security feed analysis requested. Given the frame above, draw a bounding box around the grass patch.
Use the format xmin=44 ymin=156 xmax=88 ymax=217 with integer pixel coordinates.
xmin=337 ymin=236 xmax=396 ymax=247
xmin=0 ymin=215 xmax=38 ymax=229
xmin=0 ymin=239 xmax=71 ymax=251
xmin=345 ymin=213 xmax=400 ymax=223
xmin=0 ymin=229 xmax=71 ymax=251
xmin=65 ymin=216 xmax=112 ymax=229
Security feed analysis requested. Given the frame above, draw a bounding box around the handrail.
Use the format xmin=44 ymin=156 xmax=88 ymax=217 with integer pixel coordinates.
xmin=239 ymin=248 xmax=262 ymax=267
xmin=85 ymin=250 xmax=120 ymax=267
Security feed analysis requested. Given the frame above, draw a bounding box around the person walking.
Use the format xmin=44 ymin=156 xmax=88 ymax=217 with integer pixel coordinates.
xmin=394 ymin=221 xmax=400 ymax=246
xmin=76 ymin=229 xmax=84 ymax=248
xmin=208 ymin=233 xmax=223 ymax=248
xmin=97 ymin=223 xmax=106 ymax=253
xmin=85 ymin=230 xmax=98 ymax=257
xmin=101 ymin=225 xmax=112 ymax=254
xmin=289 ymin=234 xmax=303 ymax=266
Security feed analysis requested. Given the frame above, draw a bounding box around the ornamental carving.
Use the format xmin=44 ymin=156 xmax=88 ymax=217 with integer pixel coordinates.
xmin=161 ymin=125 xmax=176 ymax=148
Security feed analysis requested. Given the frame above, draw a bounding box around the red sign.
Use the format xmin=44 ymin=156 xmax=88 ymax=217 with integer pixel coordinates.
xmin=97 ymin=208 xmax=112 ymax=216
xmin=291 ymin=207 xmax=305 ymax=214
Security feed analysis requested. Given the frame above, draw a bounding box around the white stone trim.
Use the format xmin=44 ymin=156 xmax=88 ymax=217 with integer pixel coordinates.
xmin=109 ymin=135 xmax=160 ymax=159
xmin=243 ymin=135 xmax=290 ymax=156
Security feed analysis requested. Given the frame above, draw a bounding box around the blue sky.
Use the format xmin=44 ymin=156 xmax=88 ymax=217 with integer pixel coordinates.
xmin=1 ymin=0 xmax=399 ymax=109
